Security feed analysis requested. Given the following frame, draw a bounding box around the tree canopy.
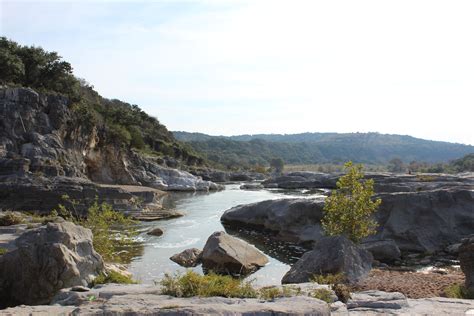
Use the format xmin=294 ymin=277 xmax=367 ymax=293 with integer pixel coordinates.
xmin=321 ymin=162 xmax=382 ymax=243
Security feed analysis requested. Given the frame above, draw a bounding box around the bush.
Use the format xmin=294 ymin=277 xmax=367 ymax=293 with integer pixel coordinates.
xmin=90 ymin=270 xmax=137 ymax=287
xmin=55 ymin=198 xmax=138 ymax=263
xmin=159 ymin=271 xmax=257 ymax=298
xmin=258 ymin=286 xmax=299 ymax=301
xmin=0 ymin=212 xmax=24 ymax=226
xmin=312 ymin=288 xmax=334 ymax=304
xmin=444 ymin=284 xmax=474 ymax=299
xmin=0 ymin=247 xmax=8 ymax=255
xmin=311 ymin=273 xmax=344 ymax=285
xmin=322 ymin=161 xmax=382 ymax=243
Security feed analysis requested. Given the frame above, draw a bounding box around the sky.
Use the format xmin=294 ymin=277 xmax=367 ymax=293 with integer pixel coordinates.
xmin=1 ymin=0 xmax=473 ymax=145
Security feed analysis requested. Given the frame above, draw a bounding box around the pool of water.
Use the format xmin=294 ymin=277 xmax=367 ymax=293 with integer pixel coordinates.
xmin=128 ymin=184 xmax=322 ymax=286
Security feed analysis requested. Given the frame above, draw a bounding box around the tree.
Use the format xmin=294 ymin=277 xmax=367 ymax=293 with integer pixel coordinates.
xmin=388 ymin=158 xmax=404 ymax=173
xmin=321 ymin=161 xmax=382 ymax=243
xmin=270 ymin=157 xmax=284 ymax=173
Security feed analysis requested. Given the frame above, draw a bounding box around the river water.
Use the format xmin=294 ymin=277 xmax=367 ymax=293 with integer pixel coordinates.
xmin=128 ymin=184 xmax=322 ymax=286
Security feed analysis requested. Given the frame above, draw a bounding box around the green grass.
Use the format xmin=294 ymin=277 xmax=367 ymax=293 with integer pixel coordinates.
xmin=0 ymin=247 xmax=8 ymax=255
xmin=159 ymin=271 xmax=258 ymax=298
xmin=311 ymin=273 xmax=345 ymax=285
xmin=311 ymin=288 xmax=334 ymax=303
xmin=90 ymin=270 xmax=137 ymax=287
xmin=258 ymin=286 xmax=300 ymax=301
xmin=444 ymin=284 xmax=474 ymax=299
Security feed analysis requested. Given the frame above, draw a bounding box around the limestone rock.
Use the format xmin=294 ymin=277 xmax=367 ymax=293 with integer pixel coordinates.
xmin=201 ymin=231 xmax=268 ymax=275
xmin=221 ymin=187 xmax=474 ymax=253
xmin=0 ymin=221 xmax=104 ymax=306
xmin=459 ymin=235 xmax=474 ymax=291
xmin=361 ymin=240 xmax=401 ymax=263
xmin=147 ymin=227 xmax=164 ymax=236
xmin=282 ymin=236 xmax=372 ymax=284
xmin=170 ymin=248 xmax=202 ymax=267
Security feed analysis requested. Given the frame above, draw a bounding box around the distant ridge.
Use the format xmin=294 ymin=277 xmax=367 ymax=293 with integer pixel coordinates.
xmin=173 ymin=131 xmax=474 ymax=167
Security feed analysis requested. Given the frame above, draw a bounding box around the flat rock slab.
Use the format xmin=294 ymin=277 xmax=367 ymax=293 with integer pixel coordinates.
xmin=4 ymin=284 xmax=330 ymax=315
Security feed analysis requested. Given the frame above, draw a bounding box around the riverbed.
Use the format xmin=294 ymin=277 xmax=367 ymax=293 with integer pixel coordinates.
xmin=128 ymin=184 xmax=323 ymax=286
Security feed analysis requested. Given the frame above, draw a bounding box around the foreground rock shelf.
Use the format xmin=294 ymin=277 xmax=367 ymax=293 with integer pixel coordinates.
xmin=2 ymin=284 xmax=473 ymax=315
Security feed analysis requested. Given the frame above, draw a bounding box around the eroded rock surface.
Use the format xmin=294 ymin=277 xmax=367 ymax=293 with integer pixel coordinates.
xmin=222 ymin=187 xmax=474 ymax=253
xmin=170 ymin=248 xmax=202 ymax=267
xmin=282 ymin=236 xmax=373 ymax=284
xmin=201 ymin=231 xmax=269 ymax=275
xmin=0 ymin=220 xmax=104 ymax=307
xmin=459 ymin=234 xmax=474 ymax=291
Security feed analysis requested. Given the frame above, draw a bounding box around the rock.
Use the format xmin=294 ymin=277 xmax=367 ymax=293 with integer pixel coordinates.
xmin=459 ymin=235 xmax=474 ymax=291
xmin=446 ymin=243 xmax=462 ymax=255
xmin=201 ymin=231 xmax=269 ymax=275
xmin=361 ymin=240 xmax=401 ymax=263
xmin=221 ymin=187 xmax=474 ymax=253
xmin=147 ymin=227 xmax=164 ymax=236
xmin=48 ymin=284 xmax=331 ymax=315
xmin=262 ymin=171 xmax=474 ymax=193
xmin=104 ymin=263 xmax=133 ymax=279
xmin=170 ymin=248 xmax=202 ymax=267
xmin=0 ymin=221 xmax=104 ymax=306
xmin=347 ymin=290 xmax=409 ymax=310
xmin=282 ymin=236 xmax=372 ymax=284
xmin=240 ymin=183 xmax=264 ymax=190
xmin=222 ymin=198 xmax=326 ymax=243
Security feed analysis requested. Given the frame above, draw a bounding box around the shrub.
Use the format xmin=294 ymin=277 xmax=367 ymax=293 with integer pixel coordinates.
xmin=444 ymin=284 xmax=474 ymax=299
xmin=332 ymin=283 xmax=351 ymax=303
xmin=312 ymin=288 xmax=334 ymax=304
xmin=159 ymin=271 xmax=257 ymax=298
xmin=257 ymin=286 xmax=299 ymax=301
xmin=0 ymin=212 xmax=23 ymax=226
xmin=322 ymin=161 xmax=382 ymax=243
xmin=311 ymin=273 xmax=344 ymax=285
xmin=91 ymin=270 xmax=137 ymax=287
xmin=0 ymin=247 xmax=8 ymax=255
xmin=55 ymin=198 xmax=138 ymax=263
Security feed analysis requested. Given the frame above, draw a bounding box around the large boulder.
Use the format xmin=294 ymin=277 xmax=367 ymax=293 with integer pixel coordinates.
xmin=170 ymin=248 xmax=202 ymax=267
xmin=221 ymin=187 xmax=474 ymax=253
xmin=0 ymin=220 xmax=104 ymax=306
xmin=222 ymin=198 xmax=326 ymax=243
xmin=459 ymin=235 xmax=474 ymax=291
xmin=201 ymin=231 xmax=268 ymax=275
xmin=282 ymin=236 xmax=372 ymax=284
xmin=361 ymin=240 xmax=401 ymax=263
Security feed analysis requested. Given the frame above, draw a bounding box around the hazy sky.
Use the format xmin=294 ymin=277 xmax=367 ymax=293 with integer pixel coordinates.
xmin=1 ymin=0 xmax=473 ymax=145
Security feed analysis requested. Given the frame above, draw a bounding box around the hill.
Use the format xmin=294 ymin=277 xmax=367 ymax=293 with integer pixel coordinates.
xmin=173 ymin=131 xmax=474 ymax=169
xmin=0 ymin=37 xmax=205 ymax=168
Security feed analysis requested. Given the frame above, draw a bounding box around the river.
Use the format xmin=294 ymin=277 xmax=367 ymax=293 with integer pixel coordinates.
xmin=128 ymin=183 xmax=323 ymax=286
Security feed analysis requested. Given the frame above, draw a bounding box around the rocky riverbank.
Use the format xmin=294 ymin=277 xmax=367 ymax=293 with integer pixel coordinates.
xmin=222 ymin=172 xmax=474 ymax=254
xmin=0 ymin=87 xmax=224 ymax=215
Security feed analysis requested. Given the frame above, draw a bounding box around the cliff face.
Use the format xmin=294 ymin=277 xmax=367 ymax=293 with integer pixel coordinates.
xmin=0 ymin=87 xmax=221 ymax=214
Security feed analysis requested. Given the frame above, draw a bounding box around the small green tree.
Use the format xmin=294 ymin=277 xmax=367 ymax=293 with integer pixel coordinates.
xmin=321 ymin=161 xmax=382 ymax=243
xmin=270 ymin=157 xmax=284 ymax=173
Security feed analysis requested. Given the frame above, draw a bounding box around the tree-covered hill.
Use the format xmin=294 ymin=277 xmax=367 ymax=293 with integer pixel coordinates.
xmin=173 ymin=131 xmax=474 ymax=169
xmin=0 ymin=37 xmax=204 ymax=166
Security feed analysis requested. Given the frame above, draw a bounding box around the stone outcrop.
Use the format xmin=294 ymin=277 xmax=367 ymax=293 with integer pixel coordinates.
xmin=361 ymin=240 xmax=401 ymax=263
xmin=0 ymin=220 xmax=104 ymax=307
xmin=170 ymin=248 xmax=202 ymax=267
xmin=262 ymin=171 xmax=474 ymax=192
xmin=201 ymin=231 xmax=269 ymax=275
xmin=3 ymin=284 xmax=474 ymax=315
xmin=282 ymin=236 xmax=373 ymax=284
xmin=221 ymin=187 xmax=474 ymax=253
xmin=459 ymin=235 xmax=474 ymax=291
xmin=0 ymin=87 xmax=221 ymax=211
xmin=0 ymin=175 xmax=182 ymax=217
